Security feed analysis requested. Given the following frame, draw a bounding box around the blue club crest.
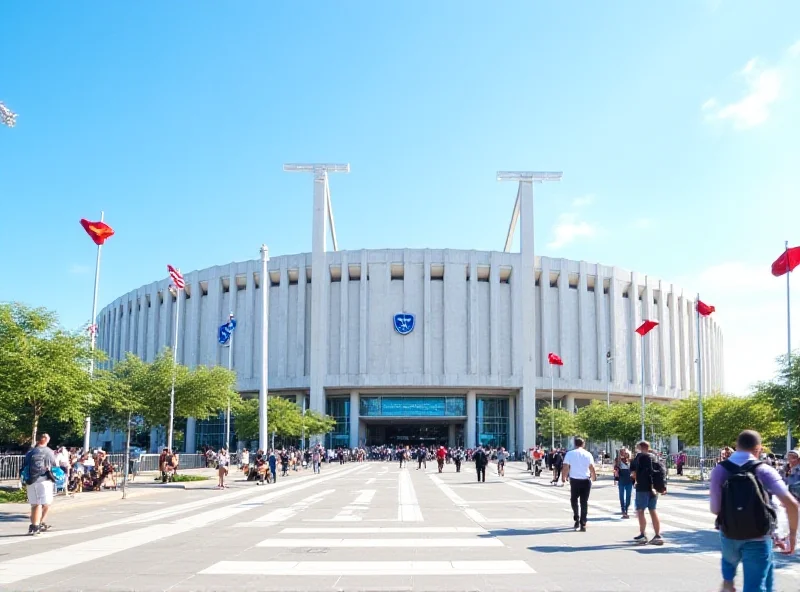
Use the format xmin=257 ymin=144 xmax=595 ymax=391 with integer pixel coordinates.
xmin=393 ymin=313 xmax=415 ymax=335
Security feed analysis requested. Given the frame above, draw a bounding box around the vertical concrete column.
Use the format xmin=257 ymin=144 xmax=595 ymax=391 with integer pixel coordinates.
xmin=595 ymin=268 xmax=607 ymax=381
xmin=564 ymin=394 xmax=575 ymax=414
xmin=508 ymin=394 xmax=517 ymax=453
xmin=423 ymin=249 xmax=432 ymax=375
xmin=359 ymin=250 xmax=369 ymax=375
xmin=557 ymin=263 xmax=569 ymax=380
xmin=687 ymin=294 xmax=696 ymax=393
xmin=339 ymin=252 xmax=349 ymax=376
xmin=670 ymin=434 xmax=679 ymax=455
xmin=658 ymin=281 xmax=668 ymax=391
xmin=630 ymin=272 xmax=642 ymax=388
xmin=609 ymin=269 xmax=621 ymax=384
xmin=309 ymin=172 xmax=329 ymax=417
xmin=466 ymin=390 xmax=477 ymax=449
xmin=185 ymin=417 xmax=196 ymax=453
xmin=643 ymin=279 xmax=653 ymax=391
xmin=489 ymin=252 xmax=500 ymax=376
xmin=448 ymin=423 xmax=456 ymax=448
xmin=578 ymin=261 xmax=590 ymax=380
xmin=540 ymin=257 xmax=552 ymax=373
xmin=519 ymin=181 xmax=537 ymax=450
xmin=349 ymin=391 xmax=359 ymax=448
xmin=468 ymin=252 xmax=478 ymax=375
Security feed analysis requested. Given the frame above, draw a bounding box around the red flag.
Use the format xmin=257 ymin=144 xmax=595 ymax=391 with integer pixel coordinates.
xmin=772 ymin=246 xmax=800 ymax=277
xmin=80 ymin=219 xmax=114 ymax=246
xmin=635 ymin=320 xmax=659 ymax=336
xmin=696 ymin=300 xmax=716 ymax=316
xmin=547 ymin=353 xmax=564 ymax=366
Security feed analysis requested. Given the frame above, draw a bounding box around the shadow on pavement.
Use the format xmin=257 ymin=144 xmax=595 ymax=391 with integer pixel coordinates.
xmin=0 ymin=513 xmax=28 ymax=523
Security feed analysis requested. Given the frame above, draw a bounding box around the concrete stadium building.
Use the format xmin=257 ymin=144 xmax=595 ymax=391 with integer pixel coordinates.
xmin=94 ymin=168 xmax=723 ymax=453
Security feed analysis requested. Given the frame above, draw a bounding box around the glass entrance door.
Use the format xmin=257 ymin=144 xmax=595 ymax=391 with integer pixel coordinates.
xmin=367 ymin=423 xmax=452 ymax=447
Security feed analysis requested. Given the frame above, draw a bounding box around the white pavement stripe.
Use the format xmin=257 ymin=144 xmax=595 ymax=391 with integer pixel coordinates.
xmin=200 ymin=560 xmax=535 ymax=576
xmin=0 ymin=465 xmax=365 ymax=585
xmin=398 ymin=469 xmax=423 ymax=522
xmin=234 ymin=489 xmax=335 ymax=527
xmin=256 ymin=538 xmax=503 ymax=548
xmin=331 ymin=489 xmax=376 ymax=521
xmin=0 ymin=470 xmax=331 ymax=548
xmin=280 ymin=527 xmax=487 ymax=534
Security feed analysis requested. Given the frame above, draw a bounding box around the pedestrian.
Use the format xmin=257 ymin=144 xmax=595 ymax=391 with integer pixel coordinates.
xmin=473 ymin=445 xmax=488 ymax=483
xmin=561 ymin=437 xmax=596 ymax=532
xmin=436 ymin=445 xmax=447 ymax=473
xmin=268 ymin=450 xmax=277 ymax=483
xmin=711 ymin=430 xmax=799 ymax=592
xmin=417 ymin=446 xmax=427 ymax=471
xmin=216 ymin=449 xmax=229 ymax=489
xmin=21 ymin=433 xmax=56 ymax=535
xmin=551 ymin=448 xmax=564 ymax=485
xmin=312 ymin=446 xmax=321 ymax=474
xmin=630 ymin=440 xmax=665 ymax=545
xmin=783 ymin=449 xmax=800 ymax=501
xmin=614 ymin=447 xmax=633 ymax=519
xmin=453 ymin=447 xmax=463 ymax=473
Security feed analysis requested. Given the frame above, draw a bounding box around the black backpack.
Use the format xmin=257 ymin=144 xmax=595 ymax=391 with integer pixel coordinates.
xmin=717 ymin=460 xmax=776 ymax=540
xmin=649 ymin=454 xmax=667 ymax=494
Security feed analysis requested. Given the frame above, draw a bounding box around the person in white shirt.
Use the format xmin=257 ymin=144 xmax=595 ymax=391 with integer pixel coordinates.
xmin=561 ymin=437 xmax=597 ymax=531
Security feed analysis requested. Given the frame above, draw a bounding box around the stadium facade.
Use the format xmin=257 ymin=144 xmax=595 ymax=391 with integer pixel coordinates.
xmin=93 ymin=170 xmax=723 ymax=453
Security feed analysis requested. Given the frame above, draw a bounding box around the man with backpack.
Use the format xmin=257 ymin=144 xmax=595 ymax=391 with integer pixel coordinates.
xmin=22 ymin=433 xmax=57 ymax=535
xmin=630 ymin=440 xmax=666 ymax=545
xmin=710 ymin=430 xmax=799 ymax=592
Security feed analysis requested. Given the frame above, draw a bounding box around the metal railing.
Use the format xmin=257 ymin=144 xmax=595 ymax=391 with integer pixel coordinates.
xmin=0 ymin=452 xmax=210 ymax=482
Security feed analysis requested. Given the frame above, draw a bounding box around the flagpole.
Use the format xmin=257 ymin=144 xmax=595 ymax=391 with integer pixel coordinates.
xmin=697 ymin=293 xmax=705 ymax=482
xmin=84 ymin=211 xmax=104 ymax=453
xmin=168 ymin=283 xmax=181 ymax=452
xmin=550 ymin=364 xmax=555 ymax=450
xmin=786 ymin=241 xmax=793 ymax=453
xmin=226 ymin=329 xmax=233 ymax=452
xmin=641 ymin=332 xmax=646 ymax=442
xmin=259 ymin=245 xmax=270 ymax=452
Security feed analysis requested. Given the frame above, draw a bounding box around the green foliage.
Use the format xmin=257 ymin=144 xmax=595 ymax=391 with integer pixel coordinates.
xmin=0 ymin=303 xmax=108 ymax=444
xmin=753 ymin=353 xmax=800 ymax=436
xmin=537 ymin=405 xmax=577 ymax=442
xmin=93 ymin=350 xmax=236 ymax=432
xmin=574 ymin=401 xmax=670 ymax=446
xmin=668 ymin=394 xmax=784 ymax=448
xmin=233 ymin=396 xmax=336 ymax=443
xmin=0 ymin=488 xmax=28 ymax=503
xmin=170 ymin=474 xmax=209 ymax=482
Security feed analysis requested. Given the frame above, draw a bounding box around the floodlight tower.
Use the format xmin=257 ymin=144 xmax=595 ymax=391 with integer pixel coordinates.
xmin=283 ymin=164 xmax=349 ymax=438
xmin=497 ymin=171 xmax=563 ymax=451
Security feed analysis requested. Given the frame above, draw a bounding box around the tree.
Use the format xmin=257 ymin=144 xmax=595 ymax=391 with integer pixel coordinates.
xmin=575 ymin=401 xmax=613 ymax=442
xmin=302 ymin=408 xmax=336 ymax=437
xmin=92 ymin=349 xmax=236 ymax=432
xmin=754 ymin=353 xmax=800 ymax=437
xmin=537 ymin=405 xmax=577 ymax=444
xmin=0 ymin=303 xmax=108 ymax=444
xmin=668 ymin=394 xmax=783 ymax=448
xmin=232 ymin=396 xmax=336 ymax=444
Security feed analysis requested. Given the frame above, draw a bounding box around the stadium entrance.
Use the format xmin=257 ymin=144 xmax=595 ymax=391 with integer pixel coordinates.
xmin=365 ymin=421 xmax=464 ymax=447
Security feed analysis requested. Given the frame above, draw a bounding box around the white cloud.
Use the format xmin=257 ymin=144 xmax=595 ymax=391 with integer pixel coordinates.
xmin=704 ymin=59 xmax=781 ymax=129
xmin=547 ymin=213 xmax=598 ymax=249
xmin=633 ymin=218 xmax=654 ymax=230
xmin=702 ymin=40 xmax=800 ymax=130
xmin=571 ymin=195 xmax=595 ymax=208
xmin=69 ymin=264 xmax=91 ymax=275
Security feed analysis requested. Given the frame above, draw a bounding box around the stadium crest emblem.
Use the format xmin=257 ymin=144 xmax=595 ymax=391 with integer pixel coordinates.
xmin=393 ymin=313 xmax=415 ymax=335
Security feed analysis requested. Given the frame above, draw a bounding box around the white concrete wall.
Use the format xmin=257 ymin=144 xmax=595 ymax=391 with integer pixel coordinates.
xmin=96 ymin=250 xmax=723 ymax=399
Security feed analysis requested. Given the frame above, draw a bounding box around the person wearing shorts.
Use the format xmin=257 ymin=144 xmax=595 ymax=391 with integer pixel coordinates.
xmin=631 ymin=440 xmax=663 ymax=545
xmin=23 ymin=433 xmax=56 ymax=535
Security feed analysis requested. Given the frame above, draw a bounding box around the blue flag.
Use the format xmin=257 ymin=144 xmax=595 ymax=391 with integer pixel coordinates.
xmin=218 ymin=314 xmax=237 ymax=345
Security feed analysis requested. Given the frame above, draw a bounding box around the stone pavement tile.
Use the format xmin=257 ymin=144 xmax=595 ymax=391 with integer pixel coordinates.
xmin=333 ymin=575 xmax=415 ymax=591
xmin=169 ymin=575 xmax=340 ymax=592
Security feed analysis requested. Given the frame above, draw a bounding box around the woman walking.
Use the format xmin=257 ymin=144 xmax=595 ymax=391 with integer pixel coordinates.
xmin=216 ymin=449 xmax=229 ymax=489
xmin=614 ymin=447 xmax=633 ymax=518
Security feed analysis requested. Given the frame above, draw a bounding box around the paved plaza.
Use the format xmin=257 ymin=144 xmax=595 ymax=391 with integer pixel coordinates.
xmin=1 ymin=462 xmax=799 ymax=591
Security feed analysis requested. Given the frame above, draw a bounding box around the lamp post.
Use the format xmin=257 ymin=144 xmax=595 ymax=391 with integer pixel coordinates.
xmin=635 ymin=320 xmax=659 ymax=442
xmin=259 ymin=245 xmax=269 ymax=452
xmin=606 ymin=351 xmax=613 ymax=457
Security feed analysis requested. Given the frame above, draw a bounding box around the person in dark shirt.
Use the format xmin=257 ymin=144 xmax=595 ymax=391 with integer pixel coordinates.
xmin=23 ymin=433 xmax=57 ymax=535
xmin=473 ymin=446 xmax=488 ymax=483
xmin=630 ymin=440 xmax=663 ymax=545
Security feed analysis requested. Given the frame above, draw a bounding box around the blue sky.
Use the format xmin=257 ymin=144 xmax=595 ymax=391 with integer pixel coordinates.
xmin=1 ymin=2 xmax=798 ymax=394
